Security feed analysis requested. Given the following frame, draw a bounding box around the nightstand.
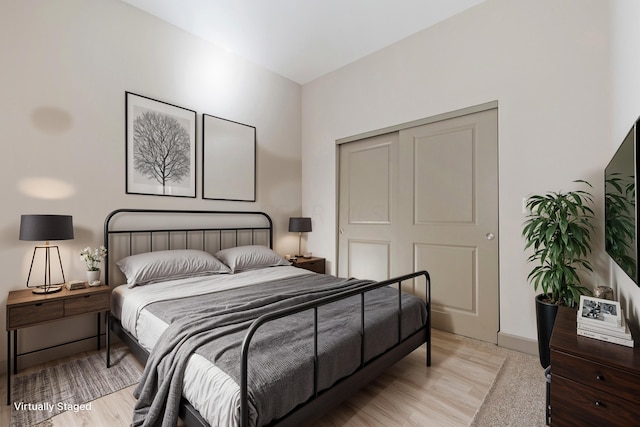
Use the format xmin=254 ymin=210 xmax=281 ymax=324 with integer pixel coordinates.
xmin=291 ymin=256 xmax=325 ymax=274
xmin=6 ymin=285 xmax=111 ymax=404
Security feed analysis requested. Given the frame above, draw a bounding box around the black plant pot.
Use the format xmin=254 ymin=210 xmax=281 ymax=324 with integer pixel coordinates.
xmin=535 ymin=294 xmax=559 ymax=369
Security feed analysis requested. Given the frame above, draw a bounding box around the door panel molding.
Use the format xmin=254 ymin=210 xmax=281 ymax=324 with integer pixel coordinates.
xmin=348 ymin=142 xmax=392 ymax=225
xmin=413 ymin=125 xmax=476 ymax=225
xmin=347 ymin=239 xmax=391 ymax=282
xmin=414 ymin=243 xmax=478 ymax=314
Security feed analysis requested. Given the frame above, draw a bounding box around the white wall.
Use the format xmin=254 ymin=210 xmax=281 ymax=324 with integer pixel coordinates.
xmin=0 ymin=0 xmax=302 ymax=367
xmin=301 ymin=0 xmax=611 ymax=344
xmin=611 ymin=1 xmax=640 ymax=325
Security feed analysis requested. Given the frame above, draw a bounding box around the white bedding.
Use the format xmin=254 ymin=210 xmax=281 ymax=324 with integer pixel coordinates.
xmin=112 ymin=266 xmax=310 ymax=426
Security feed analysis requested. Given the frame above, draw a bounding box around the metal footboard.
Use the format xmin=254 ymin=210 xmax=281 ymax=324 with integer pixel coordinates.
xmin=239 ymin=270 xmax=431 ymax=427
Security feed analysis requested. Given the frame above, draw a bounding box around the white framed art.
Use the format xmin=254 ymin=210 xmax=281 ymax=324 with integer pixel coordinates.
xmin=125 ymin=92 xmax=196 ymax=198
xmin=202 ymin=114 xmax=256 ymax=202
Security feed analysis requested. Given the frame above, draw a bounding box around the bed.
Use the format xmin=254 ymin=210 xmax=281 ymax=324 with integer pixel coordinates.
xmin=104 ymin=209 xmax=431 ymax=427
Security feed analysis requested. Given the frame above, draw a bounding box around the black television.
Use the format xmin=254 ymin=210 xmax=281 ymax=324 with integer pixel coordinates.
xmin=605 ymin=119 xmax=638 ymax=285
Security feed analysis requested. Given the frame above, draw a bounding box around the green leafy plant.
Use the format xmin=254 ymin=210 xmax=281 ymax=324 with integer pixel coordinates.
xmin=522 ymin=180 xmax=595 ymax=307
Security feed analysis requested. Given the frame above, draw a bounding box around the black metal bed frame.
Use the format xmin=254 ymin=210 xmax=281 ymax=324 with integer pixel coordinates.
xmin=103 ymin=209 xmax=431 ymax=427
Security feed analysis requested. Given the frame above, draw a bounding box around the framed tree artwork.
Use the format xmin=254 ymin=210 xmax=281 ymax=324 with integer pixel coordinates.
xmin=202 ymin=114 xmax=256 ymax=201
xmin=125 ymin=92 xmax=196 ymax=197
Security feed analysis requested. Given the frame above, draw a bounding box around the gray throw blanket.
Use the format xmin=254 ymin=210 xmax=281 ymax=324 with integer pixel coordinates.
xmin=132 ymin=273 xmax=427 ymax=427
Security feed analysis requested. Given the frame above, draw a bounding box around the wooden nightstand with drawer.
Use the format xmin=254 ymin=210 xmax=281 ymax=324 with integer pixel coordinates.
xmin=291 ymin=256 xmax=326 ymax=274
xmin=6 ymin=285 xmax=111 ymax=404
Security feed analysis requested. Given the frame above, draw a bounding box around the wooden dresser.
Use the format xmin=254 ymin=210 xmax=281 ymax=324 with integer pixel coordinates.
xmin=549 ymin=306 xmax=640 ymax=426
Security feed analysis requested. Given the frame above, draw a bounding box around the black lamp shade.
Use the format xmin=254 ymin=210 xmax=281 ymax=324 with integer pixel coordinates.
xmin=19 ymin=215 xmax=74 ymax=241
xmin=289 ymin=217 xmax=312 ymax=233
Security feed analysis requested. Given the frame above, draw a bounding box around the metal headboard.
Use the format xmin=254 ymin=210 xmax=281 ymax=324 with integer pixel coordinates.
xmin=103 ymin=209 xmax=273 ymax=286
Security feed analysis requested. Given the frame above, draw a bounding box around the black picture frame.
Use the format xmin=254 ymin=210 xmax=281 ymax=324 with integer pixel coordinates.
xmin=125 ymin=92 xmax=196 ymax=198
xmin=202 ymin=114 xmax=256 ymax=202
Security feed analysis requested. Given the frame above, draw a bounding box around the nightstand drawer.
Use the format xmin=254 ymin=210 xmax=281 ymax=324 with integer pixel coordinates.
xmin=64 ymin=292 xmax=110 ymax=317
xmin=292 ymin=257 xmax=325 ymax=274
xmin=300 ymin=259 xmax=324 ymax=273
xmin=8 ymin=301 xmax=64 ymax=329
xmin=552 ymin=350 xmax=640 ymax=403
xmin=551 ymin=374 xmax=640 ymax=426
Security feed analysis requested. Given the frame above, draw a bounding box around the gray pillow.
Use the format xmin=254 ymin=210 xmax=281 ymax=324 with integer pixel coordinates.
xmin=215 ymin=245 xmax=290 ymax=273
xmin=117 ymin=249 xmax=231 ymax=287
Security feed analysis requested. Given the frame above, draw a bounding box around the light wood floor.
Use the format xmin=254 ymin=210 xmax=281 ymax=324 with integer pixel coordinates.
xmin=0 ymin=330 xmax=507 ymax=426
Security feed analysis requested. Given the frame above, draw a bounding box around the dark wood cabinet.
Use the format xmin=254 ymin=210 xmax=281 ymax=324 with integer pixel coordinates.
xmin=550 ymin=306 xmax=640 ymax=426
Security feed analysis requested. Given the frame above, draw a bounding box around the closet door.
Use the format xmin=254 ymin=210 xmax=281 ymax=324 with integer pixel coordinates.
xmin=338 ymin=132 xmax=399 ymax=282
xmin=398 ymin=108 xmax=499 ymax=343
xmin=338 ymin=108 xmax=498 ymax=343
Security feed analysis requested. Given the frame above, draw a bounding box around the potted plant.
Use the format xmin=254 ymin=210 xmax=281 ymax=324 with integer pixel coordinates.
xmin=522 ymin=180 xmax=595 ymax=368
xmin=80 ymin=246 xmax=107 ymax=284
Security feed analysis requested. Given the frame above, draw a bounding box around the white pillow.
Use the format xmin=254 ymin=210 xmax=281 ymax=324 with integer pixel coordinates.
xmin=117 ymin=249 xmax=231 ymax=287
xmin=215 ymin=245 xmax=290 ymax=273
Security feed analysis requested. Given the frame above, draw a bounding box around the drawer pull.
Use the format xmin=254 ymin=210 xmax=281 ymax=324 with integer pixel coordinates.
xmin=35 ymin=303 xmax=43 ymax=307
xmin=596 ymin=375 xmax=605 ymax=381
xmin=595 ymin=401 xmax=602 ymax=407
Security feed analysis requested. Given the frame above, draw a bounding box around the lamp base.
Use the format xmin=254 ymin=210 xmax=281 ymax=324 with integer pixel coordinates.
xmin=25 ymin=245 xmax=67 ymax=294
xmin=32 ymin=285 xmax=62 ymax=294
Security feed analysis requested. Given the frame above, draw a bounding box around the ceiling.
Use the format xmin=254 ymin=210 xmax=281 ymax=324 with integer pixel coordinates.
xmin=121 ymin=0 xmax=485 ymax=84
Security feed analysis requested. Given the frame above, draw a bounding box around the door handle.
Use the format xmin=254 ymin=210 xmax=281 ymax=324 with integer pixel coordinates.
xmin=485 ymin=233 xmax=495 ymax=240
xmin=339 ymin=227 xmax=344 ymax=234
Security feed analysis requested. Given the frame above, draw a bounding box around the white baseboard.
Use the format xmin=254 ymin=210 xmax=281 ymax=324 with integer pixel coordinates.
xmin=498 ymin=331 xmax=538 ymax=356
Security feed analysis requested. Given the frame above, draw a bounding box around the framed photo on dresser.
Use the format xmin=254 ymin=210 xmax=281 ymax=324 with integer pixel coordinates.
xmin=125 ymin=92 xmax=196 ymax=198
xmin=578 ymin=295 xmax=622 ymax=327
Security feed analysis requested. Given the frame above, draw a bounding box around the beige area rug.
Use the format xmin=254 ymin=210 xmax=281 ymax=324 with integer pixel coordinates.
xmin=10 ymin=344 xmax=141 ymax=427
xmin=313 ymin=330 xmax=507 ymax=427
xmin=471 ymin=343 xmax=547 ymax=426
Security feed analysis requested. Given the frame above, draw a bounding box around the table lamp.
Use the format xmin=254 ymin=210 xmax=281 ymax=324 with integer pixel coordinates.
xmin=19 ymin=214 xmax=74 ymax=294
xmin=288 ymin=217 xmax=312 ymax=258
